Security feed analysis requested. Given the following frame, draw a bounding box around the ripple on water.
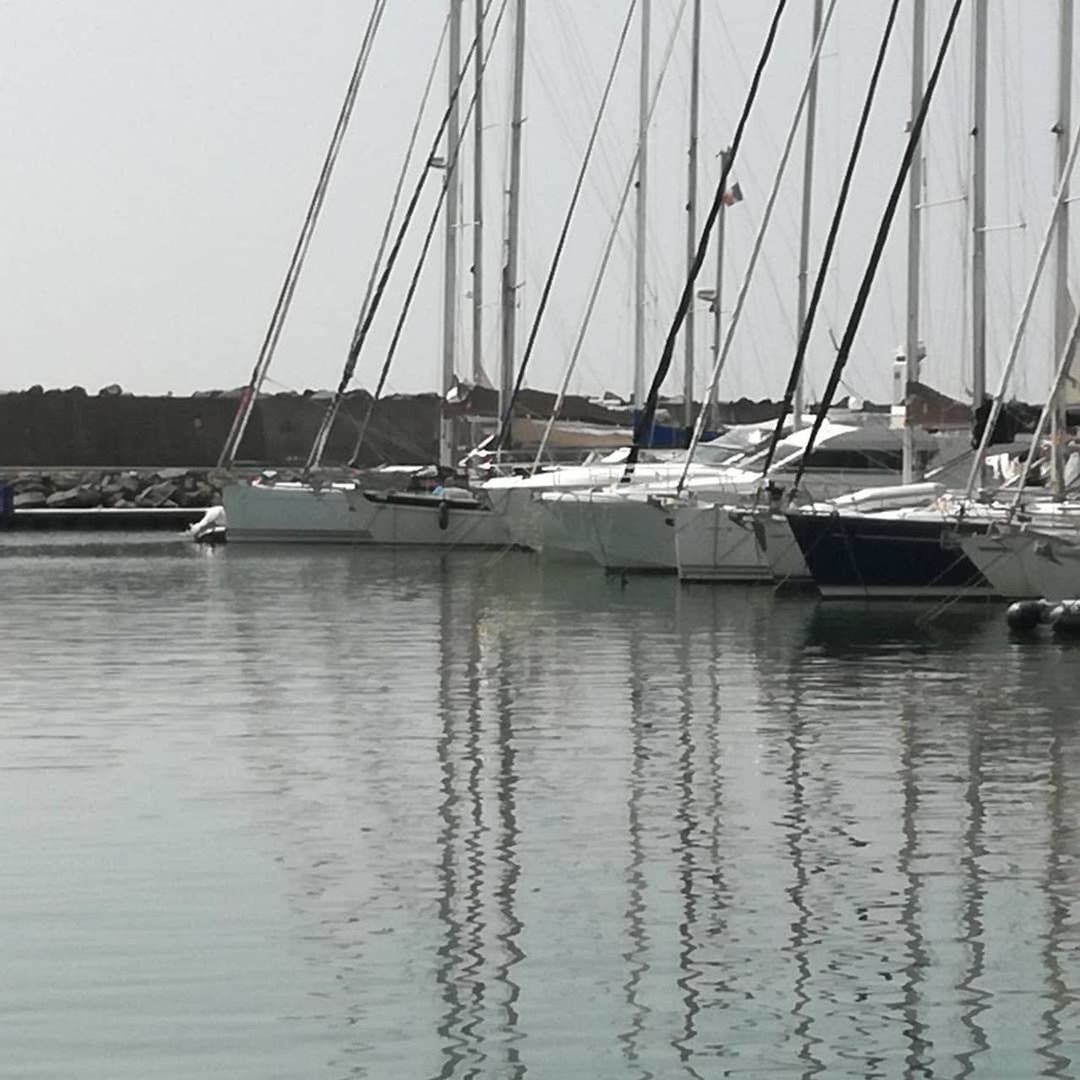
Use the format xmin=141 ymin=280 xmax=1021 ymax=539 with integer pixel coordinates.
xmin=1 ymin=539 xmax=1079 ymax=1077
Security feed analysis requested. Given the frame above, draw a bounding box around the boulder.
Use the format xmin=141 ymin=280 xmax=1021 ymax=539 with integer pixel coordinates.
xmin=117 ymin=473 xmax=142 ymax=498
xmin=97 ymin=383 xmax=124 ymax=396
xmin=135 ymin=481 xmax=177 ymax=508
xmin=46 ymin=485 xmax=102 ymax=509
xmin=174 ymin=487 xmax=212 ymax=508
xmin=99 ymin=475 xmax=125 ymax=500
xmin=50 ymin=471 xmax=83 ymax=492
xmin=13 ymin=475 xmax=47 ymax=494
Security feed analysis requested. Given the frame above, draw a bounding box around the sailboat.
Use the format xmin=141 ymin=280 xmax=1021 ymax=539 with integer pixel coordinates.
xmin=218 ymin=0 xmax=519 ymax=547
xmin=677 ymin=0 xmax=963 ymax=588
xmin=220 ymin=0 xmax=676 ymax=548
xmin=526 ymin=0 xmax=874 ymax=576
xmin=787 ymin=0 xmax=1080 ymax=600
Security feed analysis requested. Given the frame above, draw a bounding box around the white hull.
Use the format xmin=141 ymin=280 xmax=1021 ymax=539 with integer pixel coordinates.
xmin=675 ymin=503 xmax=770 ymax=582
xmin=581 ymin=495 xmax=678 ymax=572
xmin=484 ymin=486 xmax=548 ymax=550
xmin=533 ymin=490 xmax=676 ymax=568
xmin=761 ymin=512 xmax=813 ymax=584
xmin=482 ymin=457 xmax=730 ymax=555
xmin=958 ymin=506 xmax=1080 ymax=598
xmin=222 ymin=482 xmax=509 ymax=547
xmin=959 ymin=530 xmax=1040 ymax=599
xmin=674 ymin=503 xmax=811 ymax=584
xmin=1025 ymin=532 xmax=1080 ymax=600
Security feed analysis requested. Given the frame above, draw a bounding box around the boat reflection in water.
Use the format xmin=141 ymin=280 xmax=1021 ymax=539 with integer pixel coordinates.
xmin=214 ymin=553 xmax=1079 ymax=1077
xmin=9 ymin=539 xmax=1080 ymax=1076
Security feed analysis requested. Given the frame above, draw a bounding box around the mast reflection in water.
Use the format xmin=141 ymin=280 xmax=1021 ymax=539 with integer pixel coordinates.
xmin=1 ymin=538 xmax=1080 ymax=1078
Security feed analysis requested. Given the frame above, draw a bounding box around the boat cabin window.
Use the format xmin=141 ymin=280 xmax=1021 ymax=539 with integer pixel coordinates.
xmin=695 ymin=442 xmax=748 ymax=466
xmin=787 ymin=447 xmax=933 ymax=472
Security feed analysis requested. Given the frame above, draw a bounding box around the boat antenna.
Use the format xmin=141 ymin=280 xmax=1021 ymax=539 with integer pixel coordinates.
xmin=218 ymin=0 xmax=389 ymax=470
xmin=790 ymin=0 xmax=966 ymax=497
xmin=621 ymin=0 xmax=790 ymax=482
xmin=757 ymin=0 xmax=903 ymax=486
xmin=492 ymin=0 xmax=639 ymax=454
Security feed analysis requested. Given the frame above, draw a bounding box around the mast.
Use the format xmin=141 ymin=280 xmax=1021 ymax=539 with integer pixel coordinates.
xmin=634 ymin=0 xmax=651 ymax=408
xmin=499 ymin=0 xmax=527 ymax=445
xmin=472 ymin=0 xmax=486 ymax=388
xmin=1051 ymin=0 xmax=1074 ymax=497
xmin=441 ymin=0 xmax=463 ymax=468
xmin=971 ymin=0 xmax=988 ymax=408
xmin=682 ymin=0 xmax=702 ymax=430
xmin=902 ymin=0 xmax=927 ymax=485
xmin=793 ymin=0 xmax=823 ymax=427
xmin=217 ymin=4 xmax=386 ymax=470
xmin=705 ymin=148 xmax=732 ymax=433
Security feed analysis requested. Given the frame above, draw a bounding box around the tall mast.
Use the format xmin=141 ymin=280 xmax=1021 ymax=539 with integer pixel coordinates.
xmin=793 ymin=0 xmax=823 ymax=427
xmin=499 ymin=0 xmax=527 ymax=443
xmin=634 ymin=0 xmax=651 ymax=408
xmin=441 ymin=0 xmax=464 ymax=468
xmin=1051 ymin=0 xmax=1074 ymax=497
xmin=705 ymin=147 xmax=732 ymax=433
xmin=472 ymin=0 xmax=486 ymax=388
xmin=971 ymin=0 xmax=988 ymax=408
xmin=682 ymin=0 xmax=702 ymax=429
xmin=902 ymin=0 xmax=926 ymax=484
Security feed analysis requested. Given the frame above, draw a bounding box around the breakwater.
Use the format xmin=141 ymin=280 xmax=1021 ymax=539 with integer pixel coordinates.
xmin=2 ymin=468 xmax=218 ymax=511
xmin=0 ymin=388 xmax=442 ymax=469
xmin=0 ymin=387 xmax=802 ymax=470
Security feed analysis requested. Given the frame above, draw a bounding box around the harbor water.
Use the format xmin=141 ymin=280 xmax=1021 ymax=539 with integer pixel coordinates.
xmin=2 ymin=533 xmax=1079 ymax=1078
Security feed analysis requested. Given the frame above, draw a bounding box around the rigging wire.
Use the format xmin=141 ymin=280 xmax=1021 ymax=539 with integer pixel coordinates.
xmin=218 ymin=0 xmax=389 ymax=469
xmin=346 ymin=0 xmax=513 ymax=466
xmin=790 ymin=0 xmax=967 ymax=496
xmin=308 ymin=9 xmax=452 ymax=470
xmin=530 ymin=0 xmax=689 ymax=471
xmin=492 ymin=0 xmax=639 ymax=452
xmin=1009 ymin=301 xmax=1080 ymax=511
xmin=712 ymin=1 xmax=804 ymax=260
xmin=667 ymin=0 xmax=837 ymax=491
xmin=756 ymin=0 xmax=903 ymax=483
xmin=963 ymin=119 xmax=1080 ymax=497
xmin=302 ymin=0 xmax=502 ymax=470
xmin=622 ymin=0 xmax=790 ymax=482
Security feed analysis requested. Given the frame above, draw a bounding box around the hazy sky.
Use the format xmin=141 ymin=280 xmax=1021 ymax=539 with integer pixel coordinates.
xmin=2 ymin=1 xmax=1075 ymax=404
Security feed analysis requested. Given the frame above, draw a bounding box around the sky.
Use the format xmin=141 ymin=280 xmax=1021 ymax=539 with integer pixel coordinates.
xmin=1 ymin=1 xmax=1076 ymax=405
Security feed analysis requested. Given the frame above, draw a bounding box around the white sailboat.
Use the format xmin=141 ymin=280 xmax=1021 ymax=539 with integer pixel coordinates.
xmin=956 ymin=0 xmax=1080 ymax=597
xmin=673 ymin=0 xmax=825 ymax=584
xmin=219 ymin=0 xmax=521 ymax=547
xmin=221 ymin=473 xmax=507 ymax=546
xmin=538 ymin=419 xmax=953 ymax=574
xmin=783 ymin=0 xmax=1080 ymax=600
xmin=541 ymin=0 xmax=838 ymax=576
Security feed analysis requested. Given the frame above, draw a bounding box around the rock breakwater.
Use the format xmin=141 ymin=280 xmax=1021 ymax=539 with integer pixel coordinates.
xmin=2 ymin=469 xmax=220 ymax=511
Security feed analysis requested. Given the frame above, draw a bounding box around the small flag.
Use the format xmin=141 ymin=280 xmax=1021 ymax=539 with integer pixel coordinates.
xmin=722 ymin=182 xmax=744 ymax=207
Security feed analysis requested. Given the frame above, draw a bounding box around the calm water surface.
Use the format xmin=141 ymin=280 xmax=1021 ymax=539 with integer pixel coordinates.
xmin=2 ymin=532 xmax=1079 ymax=1078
